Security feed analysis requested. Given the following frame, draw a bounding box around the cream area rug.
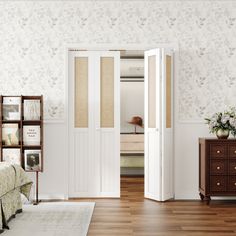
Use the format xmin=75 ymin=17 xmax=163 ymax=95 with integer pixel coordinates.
xmin=3 ymin=202 xmax=95 ymax=236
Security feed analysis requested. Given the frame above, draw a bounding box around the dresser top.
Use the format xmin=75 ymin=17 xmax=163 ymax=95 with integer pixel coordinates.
xmin=199 ymin=138 xmax=236 ymax=142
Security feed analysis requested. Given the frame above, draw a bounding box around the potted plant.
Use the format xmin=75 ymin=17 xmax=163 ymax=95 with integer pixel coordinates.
xmin=205 ymin=107 xmax=236 ymax=139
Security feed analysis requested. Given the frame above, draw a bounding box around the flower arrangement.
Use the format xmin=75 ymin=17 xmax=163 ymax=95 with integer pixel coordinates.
xmin=205 ymin=107 xmax=236 ymax=137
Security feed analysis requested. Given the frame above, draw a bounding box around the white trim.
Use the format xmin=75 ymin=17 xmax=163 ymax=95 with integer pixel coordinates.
xmin=66 ymin=43 xmax=179 ymax=52
xmin=1 ymin=0 xmax=231 ymax=1
xmin=178 ymin=120 xmax=205 ymax=124
xmin=38 ymin=194 xmax=68 ymax=200
xmin=44 ymin=119 xmax=65 ymax=124
xmin=1 ymin=0 xmax=233 ymax=2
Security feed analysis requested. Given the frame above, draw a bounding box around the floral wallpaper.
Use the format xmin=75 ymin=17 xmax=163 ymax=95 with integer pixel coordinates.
xmin=0 ymin=1 xmax=235 ymax=121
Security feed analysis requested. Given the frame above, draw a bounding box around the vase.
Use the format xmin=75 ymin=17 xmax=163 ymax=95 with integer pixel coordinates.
xmin=216 ymin=129 xmax=229 ymax=139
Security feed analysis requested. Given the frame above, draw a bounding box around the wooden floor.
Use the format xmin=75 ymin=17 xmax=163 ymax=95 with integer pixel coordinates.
xmin=78 ymin=177 xmax=236 ymax=236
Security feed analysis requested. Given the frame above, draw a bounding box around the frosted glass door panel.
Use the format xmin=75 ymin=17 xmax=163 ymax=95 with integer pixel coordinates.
xmin=148 ymin=56 xmax=156 ymax=128
xmin=166 ymin=55 xmax=171 ymax=128
xmin=100 ymin=57 xmax=114 ymax=128
xmin=74 ymin=57 xmax=88 ymax=128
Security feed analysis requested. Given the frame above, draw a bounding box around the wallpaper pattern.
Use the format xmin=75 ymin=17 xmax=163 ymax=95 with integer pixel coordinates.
xmin=0 ymin=1 xmax=236 ymax=120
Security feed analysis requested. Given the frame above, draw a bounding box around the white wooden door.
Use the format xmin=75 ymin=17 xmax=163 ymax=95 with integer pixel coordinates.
xmin=144 ymin=48 xmax=174 ymax=201
xmin=68 ymin=50 xmax=120 ymax=198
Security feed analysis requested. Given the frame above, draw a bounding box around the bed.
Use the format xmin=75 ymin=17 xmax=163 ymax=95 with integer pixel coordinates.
xmin=0 ymin=162 xmax=32 ymax=234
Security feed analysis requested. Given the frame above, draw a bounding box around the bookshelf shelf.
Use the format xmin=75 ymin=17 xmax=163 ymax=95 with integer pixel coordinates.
xmin=2 ymin=145 xmax=22 ymax=148
xmin=2 ymin=120 xmax=21 ymax=123
xmin=23 ymin=120 xmax=42 ymax=124
xmin=23 ymin=145 xmax=42 ymax=149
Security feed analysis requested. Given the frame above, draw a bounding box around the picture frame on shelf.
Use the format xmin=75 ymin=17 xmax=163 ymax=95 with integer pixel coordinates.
xmin=2 ymin=123 xmax=19 ymax=146
xmin=2 ymin=148 xmax=21 ymax=165
xmin=23 ymin=125 xmax=40 ymax=146
xmin=24 ymin=99 xmax=40 ymax=120
xmin=24 ymin=149 xmax=41 ymax=171
xmin=2 ymin=97 xmax=21 ymax=120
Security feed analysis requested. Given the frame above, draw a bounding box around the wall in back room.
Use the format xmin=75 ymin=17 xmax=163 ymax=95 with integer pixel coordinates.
xmin=0 ymin=0 xmax=236 ymax=199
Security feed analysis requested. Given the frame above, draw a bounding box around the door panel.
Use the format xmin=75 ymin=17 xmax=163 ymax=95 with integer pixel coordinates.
xmin=148 ymin=55 xmax=156 ymax=128
xmin=162 ymin=51 xmax=174 ymax=201
xmin=100 ymin=57 xmax=115 ymax=128
xmin=69 ymin=50 xmax=120 ymax=198
xmin=145 ymin=48 xmax=174 ymax=201
xmin=145 ymin=49 xmax=161 ymax=201
xmin=165 ymin=55 xmax=171 ymax=129
xmin=96 ymin=52 xmax=120 ymax=197
xmin=74 ymin=57 xmax=88 ymax=128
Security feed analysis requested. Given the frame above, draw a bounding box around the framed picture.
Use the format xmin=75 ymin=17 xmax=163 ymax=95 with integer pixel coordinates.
xmin=3 ymin=97 xmax=21 ymax=120
xmin=2 ymin=148 xmax=21 ymax=165
xmin=23 ymin=125 xmax=40 ymax=145
xmin=24 ymin=150 xmax=41 ymax=171
xmin=2 ymin=123 xmax=19 ymax=145
xmin=24 ymin=99 xmax=40 ymax=120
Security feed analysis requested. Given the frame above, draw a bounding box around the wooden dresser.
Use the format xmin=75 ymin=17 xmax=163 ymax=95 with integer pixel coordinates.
xmin=120 ymin=134 xmax=144 ymax=154
xmin=199 ymin=138 xmax=236 ymax=203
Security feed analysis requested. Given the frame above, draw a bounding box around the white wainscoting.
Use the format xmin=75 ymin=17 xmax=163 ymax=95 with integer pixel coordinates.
xmin=27 ymin=122 xmax=69 ymax=200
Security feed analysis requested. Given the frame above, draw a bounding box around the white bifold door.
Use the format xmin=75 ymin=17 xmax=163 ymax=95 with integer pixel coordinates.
xmin=69 ymin=51 xmax=120 ymax=198
xmin=144 ymin=48 xmax=174 ymax=201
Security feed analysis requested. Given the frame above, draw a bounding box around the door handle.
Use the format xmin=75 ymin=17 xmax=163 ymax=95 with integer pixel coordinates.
xmin=156 ymin=128 xmax=159 ymax=131
xmin=96 ymin=128 xmax=100 ymax=131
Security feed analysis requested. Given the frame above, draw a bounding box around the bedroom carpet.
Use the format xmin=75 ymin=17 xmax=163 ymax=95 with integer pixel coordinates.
xmin=3 ymin=202 xmax=95 ymax=236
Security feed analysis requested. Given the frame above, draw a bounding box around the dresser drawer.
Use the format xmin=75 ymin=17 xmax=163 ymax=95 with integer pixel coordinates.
xmin=210 ymin=144 xmax=227 ymax=159
xmin=229 ymin=161 xmax=236 ymax=175
xmin=210 ymin=161 xmax=227 ymax=175
xmin=228 ymin=176 xmax=236 ymax=191
xmin=121 ymin=142 xmax=144 ymax=152
xmin=210 ymin=176 xmax=227 ymax=192
xmin=229 ymin=145 xmax=236 ymax=158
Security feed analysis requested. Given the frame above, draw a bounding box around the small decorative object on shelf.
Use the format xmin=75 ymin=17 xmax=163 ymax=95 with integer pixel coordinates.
xmin=0 ymin=95 xmax=43 ymax=205
xmin=205 ymin=107 xmax=236 ymax=139
xmin=2 ymin=97 xmax=21 ymax=120
xmin=2 ymin=123 xmax=19 ymax=145
xmin=2 ymin=148 xmax=21 ymax=165
xmin=24 ymin=149 xmax=42 ymax=172
xmin=128 ymin=116 xmax=143 ymax=134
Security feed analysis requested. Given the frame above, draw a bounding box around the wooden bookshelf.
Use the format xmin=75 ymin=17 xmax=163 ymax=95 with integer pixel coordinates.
xmin=0 ymin=95 xmax=43 ymax=204
xmin=0 ymin=95 xmax=43 ymax=170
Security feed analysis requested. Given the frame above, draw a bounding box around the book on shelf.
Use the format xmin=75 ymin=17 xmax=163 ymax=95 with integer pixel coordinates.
xmin=23 ymin=125 xmax=40 ymax=145
xmin=24 ymin=99 xmax=40 ymax=120
xmin=2 ymin=123 xmax=19 ymax=145
xmin=3 ymin=97 xmax=21 ymax=120
xmin=24 ymin=149 xmax=41 ymax=171
xmin=2 ymin=148 xmax=21 ymax=165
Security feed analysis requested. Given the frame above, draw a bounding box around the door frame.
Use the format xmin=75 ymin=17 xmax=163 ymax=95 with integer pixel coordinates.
xmin=65 ymin=43 xmax=179 ymax=199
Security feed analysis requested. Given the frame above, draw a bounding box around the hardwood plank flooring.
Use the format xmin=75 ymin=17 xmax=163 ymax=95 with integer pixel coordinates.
xmin=73 ymin=177 xmax=236 ymax=236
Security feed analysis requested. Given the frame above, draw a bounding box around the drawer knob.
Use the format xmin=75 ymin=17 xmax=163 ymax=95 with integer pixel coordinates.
xmin=234 ymin=150 xmax=236 ymax=154
xmin=234 ymin=167 xmax=236 ymax=170
xmin=234 ymin=183 xmax=236 ymax=186
xmin=217 ymin=166 xmax=221 ymax=170
xmin=217 ymin=150 xmax=221 ymax=154
xmin=217 ymin=182 xmax=221 ymax=186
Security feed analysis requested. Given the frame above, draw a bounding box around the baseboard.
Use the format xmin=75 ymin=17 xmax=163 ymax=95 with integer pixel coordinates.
xmin=174 ymin=192 xmax=200 ymax=200
xmin=37 ymin=194 xmax=69 ymax=200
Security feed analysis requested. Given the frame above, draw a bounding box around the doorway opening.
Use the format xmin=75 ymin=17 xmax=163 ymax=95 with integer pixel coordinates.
xmin=120 ymin=50 xmax=145 ymax=197
xmin=67 ymin=46 xmax=174 ymax=201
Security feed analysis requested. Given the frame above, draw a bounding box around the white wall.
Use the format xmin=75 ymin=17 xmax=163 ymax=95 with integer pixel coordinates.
xmin=1 ymin=0 xmax=236 ymax=199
